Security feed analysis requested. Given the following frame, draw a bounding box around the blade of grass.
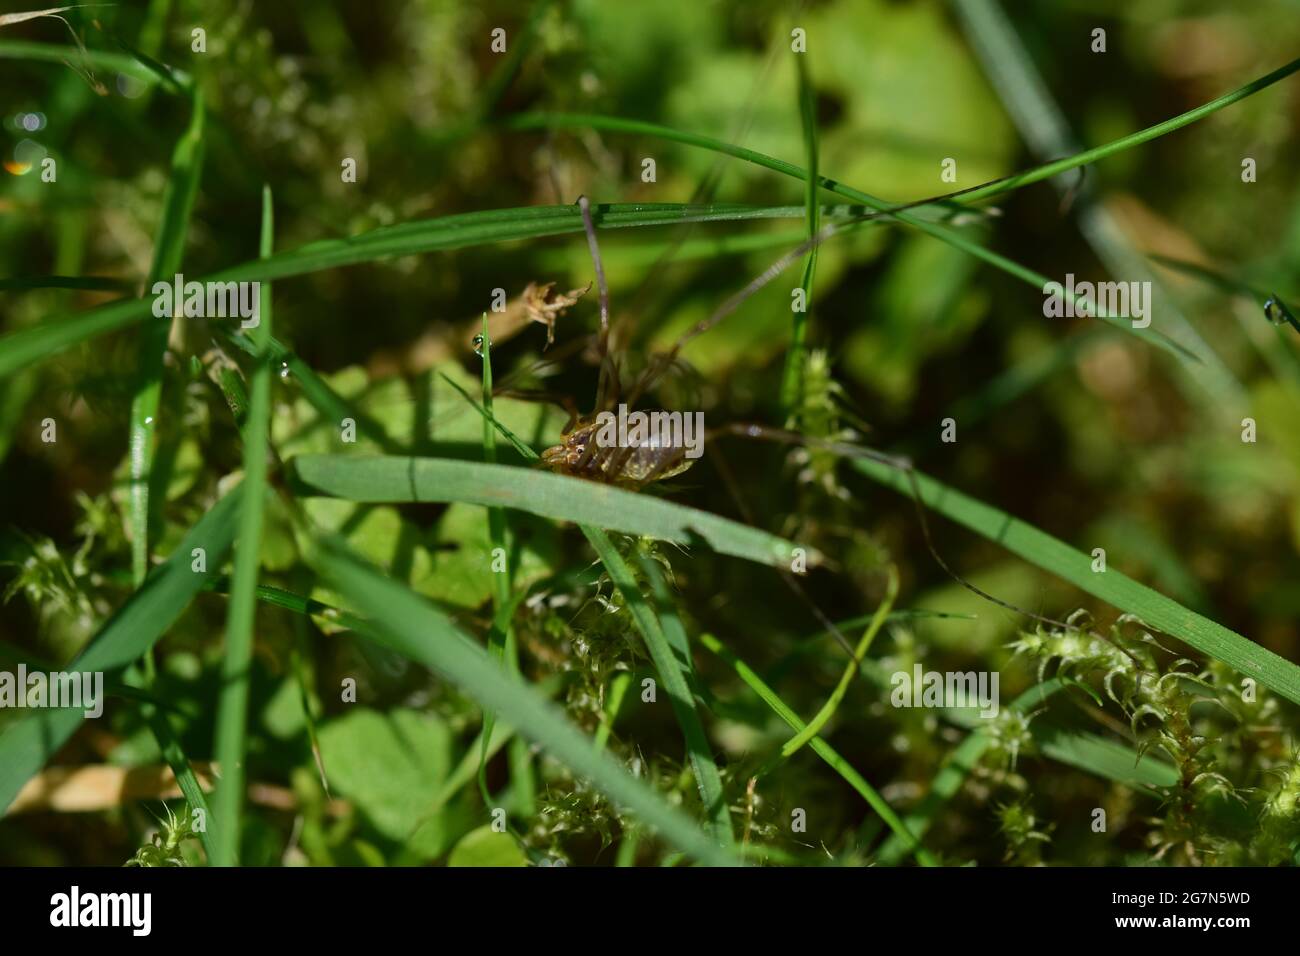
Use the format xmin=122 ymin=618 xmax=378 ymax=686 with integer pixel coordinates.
xmin=1150 ymin=254 xmax=1300 ymax=396
xmin=127 ymin=86 xmax=204 ymax=592
xmin=850 ymin=456 xmax=1300 ymax=706
xmin=473 ymin=319 xmax=537 ymax=815
xmin=205 ymin=580 xmax=369 ymax=631
xmin=307 ymin=534 xmax=740 ymax=866
xmin=475 ymin=316 xmax=511 ymax=806
xmin=0 ymin=38 xmax=175 ymax=84
xmin=594 ymin=671 xmax=632 ymax=755
xmin=876 ymin=678 xmax=1062 ymax=865
xmin=759 ymin=567 xmax=898 ymax=775
xmin=142 ymin=705 xmax=218 ymax=862
xmin=507 ymin=52 xmax=1300 ymax=232
xmin=240 ymin=332 xmax=403 ymax=452
xmin=0 ymin=483 xmax=243 ymax=814
xmin=532 ymin=109 xmax=1192 ymax=362
xmin=780 ymin=52 xmax=819 ymax=413
xmin=574 ymin=528 xmax=732 ymax=846
xmin=1034 ymin=726 xmax=1178 ymax=791
xmin=505 ymin=54 xmax=1300 ymax=369
xmin=211 ymin=185 xmax=274 ymax=866
xmin=0 ymin=201 xmax=874 ymax=381
xmin=286 ymin=454 xmax=808 ymax=569
xmin=289 ymin=622 xmax=330 ymax=799
xmin=697 ymin=629 xmax=936 ymax=866
xmin=0 ymin=275 xmax=135 ymax=292
xmin=631 ymin=549 xmax=732 ymax=843
xmin=948 ymin=0 xmax=1244 ymax=411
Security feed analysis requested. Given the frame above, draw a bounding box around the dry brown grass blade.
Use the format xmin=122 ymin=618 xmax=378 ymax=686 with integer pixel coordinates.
xmin=8 ymin=763 xmax=350 ymax=816
xmin=0 ymin=6 xmax=80 ymax=27
xmin=0 ymin=6 xmax=108 ymax=93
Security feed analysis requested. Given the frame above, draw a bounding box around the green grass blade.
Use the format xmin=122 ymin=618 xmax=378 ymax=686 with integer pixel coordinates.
xmin=128 ymin=87 xmax=205 ymax=588
xmin=698 ymin=630 xmax=936 ymax=865
xmin=508 ymin=53 xmax=1300 ymax=225
xmin=507 ymin=66 xmax=1300 ymax=368
xmin=0 ymin=38 xmax=176 ymax=84
xmin=0 ymin=484 xmax=243 ymax=814
xmin=851 ymin=456 xmax=1300 ymax=705
xmin=636 ymin=553 xmax=704 ymax=698
xmin=0 ymin=201 xmax=864 ymax=382
xmin=286 ymin=455 xmax=806 ymax=569
xmin=948 ymin=0 xmax=1243 ymax=409
xmin=780 ymin=52 xmax=820 ymax=412
xmin=308 ymin=534 xmax=741 ymax=866
xmin=876 ymin=679 xmax=1062 ymax=864
xmin=1034 ymin=726 xmax=1178 ymax=791
xmin=765 ymin=568 xmax=897 ymax=770
xmin=476 ymin=316 xmax=510 ymax=805
xmin=0 ymin=275 xmax=135 ymax=292
xmin=438 ymin=372 xmax=539 ymax=461
xmin=211 ymin=185 xmax=275 ymax=866
xmin=594 ymin=671 xmax=632 ymax=755
xmin=143 ymin=705 xmax=218 ymax=862
xmin=618 ymin=544 xmax=731 ymax=845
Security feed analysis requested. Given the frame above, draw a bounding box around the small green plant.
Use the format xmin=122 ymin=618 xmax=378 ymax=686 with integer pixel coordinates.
xmin=1009 ymin=614 xmax=1300 ymax=865
xmin=125 ymin=803 xmax=198 ymax=867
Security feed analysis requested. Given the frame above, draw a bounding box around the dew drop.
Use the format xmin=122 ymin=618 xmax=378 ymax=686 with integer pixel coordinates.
xmin=278 ymin=362 xmax=291 ymax=379
xmin=1265 ymin=294 xmax=1299 ymax=333
xmin=472 ymin=334 xmax=485 ymax=356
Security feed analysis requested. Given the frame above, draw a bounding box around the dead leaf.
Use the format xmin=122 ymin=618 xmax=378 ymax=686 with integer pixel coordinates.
xmin=522 ymin=280 xmax=591 ymax=348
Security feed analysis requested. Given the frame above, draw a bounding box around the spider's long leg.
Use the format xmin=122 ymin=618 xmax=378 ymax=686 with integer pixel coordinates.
xmin=707 ymin=434 xmax=861 ymax=661
xmin=624 ymin=182 xmax=988 ymax=409
xmin=491 ymin=387 xmax=581 ymax=432
xmin=709 ymin=422 xmax=1084 ymax=635
xmin=623 ymin=159 xmax=1091 ymax=412
xmin=577 ymin=194 xmax=621 ymax=417
xmin=577 ymin=195 xmax=610 ymax=338
xmin=606 ymin=16 xmax=792 ymax=352
xmin=491 ymin=332 xmax=588 ymax=396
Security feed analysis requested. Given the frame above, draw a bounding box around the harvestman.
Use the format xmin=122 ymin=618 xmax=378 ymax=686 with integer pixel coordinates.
xmin=506 ymin=186 xmax=1143 ymax=664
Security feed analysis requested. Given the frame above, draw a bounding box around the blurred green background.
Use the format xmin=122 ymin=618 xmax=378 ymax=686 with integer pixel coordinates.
xmin=2 ymin=0 xmax=1299 ymax=866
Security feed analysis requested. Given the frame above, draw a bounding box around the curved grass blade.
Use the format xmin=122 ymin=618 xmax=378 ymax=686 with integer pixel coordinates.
xmin=0 ymin=202 xmax=869 ymax=382
xmin=471 ymin=320 xmax=536 ymax=814
xmin=0 ymin=38 xmax=176 ymax=84
xmin=594 ymin=671 xmax=632 ymax=755
xmin=613 ymin=542 xmax=731 ymax=845
xmin=0 ymin=275 xmax=135 ymax=292
xmin=508 ymin=53 xmax=1300 ymax=230
xmin=308 ymin=534 xmax=741 ymax=866
xmin=0 ymin=483 xmax=243 ymax=815
xmin=780 ymin=52 xmax=820 ymax=412
xmin=876 ymin=679 xmax=1062 ymax=865
xmin=476 ymin=317 xmax=509 ymax=805
xmin=759 ymin=567 xmax=897 ymax=775
xmin=211 ymin=186 xmax=274 ymax=866
xmin=128 ymin=86 xmax=205 ymax=589
xmin=505 ymin=55 xmax=1300 ymax=369
xmin=143 ymin=705 xmax=217 ymax=862
xmin=1034 ymin=726 xmax=1178 ymax=792
xmin=851 ymin=455 xmax=1300 ymax=706
xmin=948 ymin=0 xmax=1243 ymax=410
xmin=286 ymin=454 xmax=807 ymax=569
xmin=698 ymin=630 xmax=936 ymax=866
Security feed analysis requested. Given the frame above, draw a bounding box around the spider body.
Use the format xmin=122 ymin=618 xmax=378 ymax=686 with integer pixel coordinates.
xmin=540 ymin=412 xmax=696 ymax=487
